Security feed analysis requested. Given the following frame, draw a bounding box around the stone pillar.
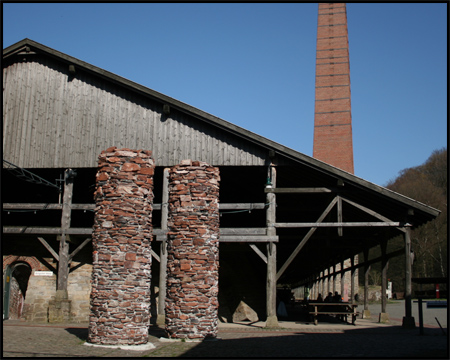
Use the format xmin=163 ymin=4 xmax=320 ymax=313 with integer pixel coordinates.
xmin=165 ymin=160 xmax=220 ymax=339
xmin=88 ymin=147 xmax=154 ymax=345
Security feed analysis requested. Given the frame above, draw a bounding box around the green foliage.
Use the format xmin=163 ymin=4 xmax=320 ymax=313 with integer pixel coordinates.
xmin=385 ymin=148 xmax=447 ymax=291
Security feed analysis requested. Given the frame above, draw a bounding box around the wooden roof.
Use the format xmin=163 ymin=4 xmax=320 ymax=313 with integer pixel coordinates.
xmin=3 ymin=38 xmax=440 ymax=231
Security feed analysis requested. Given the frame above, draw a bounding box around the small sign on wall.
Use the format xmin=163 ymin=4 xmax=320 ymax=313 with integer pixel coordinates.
xmin=34 ymin=271 xmax=54 ymax=276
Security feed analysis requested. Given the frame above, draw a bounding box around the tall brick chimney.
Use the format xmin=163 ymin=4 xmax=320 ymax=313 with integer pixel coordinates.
xmin=313 ymin=3 xmax=354 ymax=174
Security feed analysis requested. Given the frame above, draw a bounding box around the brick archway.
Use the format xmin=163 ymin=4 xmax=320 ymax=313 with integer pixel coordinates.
xmin=3 ymin=260 xmax=34 ymax=319
xmin=3 ymin=255 xmax=43 ymax=273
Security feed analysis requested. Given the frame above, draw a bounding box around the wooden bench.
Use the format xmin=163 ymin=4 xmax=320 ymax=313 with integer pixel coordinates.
xmin=308 ymin=302 xmax=359 ymax=325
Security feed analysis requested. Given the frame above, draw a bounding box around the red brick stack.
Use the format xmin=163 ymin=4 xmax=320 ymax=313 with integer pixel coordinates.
xmin=313 ymin=3 xmax=354 ymax=174
xmin=88 ymin=147 xmax=154 ymax=345
xmin=165 ymin=160 xmax=220 ymax=339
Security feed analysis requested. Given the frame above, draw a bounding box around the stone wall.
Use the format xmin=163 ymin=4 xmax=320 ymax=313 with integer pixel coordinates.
xmin=23 ymin=271 xmax=56 ymax=322
xmin=165 ymin=160 xmax=220 ymax=339
xmin=67 ymin=262 xmax=92 ymax=322
xmin=88 ymin=147 xmax=154 ymax=345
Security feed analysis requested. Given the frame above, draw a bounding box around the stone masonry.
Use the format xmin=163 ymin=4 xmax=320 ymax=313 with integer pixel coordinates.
xmin=165 ymin=160 xmax=220 ymax=339
xmin=88 ymin=147 xmax=154 ymax=345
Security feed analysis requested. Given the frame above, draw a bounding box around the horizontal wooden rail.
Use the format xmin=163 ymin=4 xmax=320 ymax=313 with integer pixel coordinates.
xmin=271 ymin=222 xmax=410 ymax=228
xmin=264 ymin=187 xmax=332 ymax=193
xmin=3 ymin=202 xmax=265 ymax=211
xmin=4 ymin=226 xmax=275 ymax=242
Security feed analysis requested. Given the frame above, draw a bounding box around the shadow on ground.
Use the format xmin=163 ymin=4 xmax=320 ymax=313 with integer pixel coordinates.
xmin=177 ymin=326 xmax=448 ymax=358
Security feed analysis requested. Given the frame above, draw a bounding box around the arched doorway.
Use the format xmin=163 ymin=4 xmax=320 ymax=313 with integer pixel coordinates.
xmin=3 ymin=262 xmax=32 ymax=320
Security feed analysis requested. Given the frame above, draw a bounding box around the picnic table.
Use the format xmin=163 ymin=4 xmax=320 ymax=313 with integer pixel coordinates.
xmin=308 ymin=302 xmax=359 ymax=325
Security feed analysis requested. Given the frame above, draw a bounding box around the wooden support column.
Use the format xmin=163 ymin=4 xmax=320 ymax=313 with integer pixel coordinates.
xmin=340 ymin=258 xmax=345 ymax=300
xmin=379 ymin=239 xmax=390 ymax=322
xmin=350 ymin=255 xmax=356 ymax=304
xmin=157 ymin=168 xmax=169 ymax=325
xmin=331 ymin=264 xmax=336 ymax=295
xmin=402 ymin=227 xmax=415 ymax=328
xmin=319 ymin=271 xmax=323 ymax=296
xmin=265 ymin=164 xmax=279 ymax=328
xmin=337 ymin=196 xmax=343 ymax=237
xmin=362 ymin=247 xmax=371 ymax=318
xmin=56 ymin=169 xmax=75 ymax=298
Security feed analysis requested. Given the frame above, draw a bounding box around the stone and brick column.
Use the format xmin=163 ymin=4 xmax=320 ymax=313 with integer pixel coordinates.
xmin=88 ymin=147 xmax=154 ymax=345
xmin=165 ymin=160 xmax=220 ymax=339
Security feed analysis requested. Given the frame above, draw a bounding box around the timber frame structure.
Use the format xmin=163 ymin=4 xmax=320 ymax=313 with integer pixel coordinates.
xmin=3 ymin=39 xmax=440 ymax=326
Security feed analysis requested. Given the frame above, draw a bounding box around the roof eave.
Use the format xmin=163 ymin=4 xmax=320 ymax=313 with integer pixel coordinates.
xmin=3 ymin=39 xmax=441 ymax=221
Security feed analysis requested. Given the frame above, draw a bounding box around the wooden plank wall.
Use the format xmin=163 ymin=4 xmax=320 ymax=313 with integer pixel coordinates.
xmin=3 ymin=56 xmax=267 ymax=168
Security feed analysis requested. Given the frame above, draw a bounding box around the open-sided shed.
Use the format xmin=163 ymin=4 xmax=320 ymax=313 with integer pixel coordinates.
xmin=3 ymin=39 xmax=439 ymax=325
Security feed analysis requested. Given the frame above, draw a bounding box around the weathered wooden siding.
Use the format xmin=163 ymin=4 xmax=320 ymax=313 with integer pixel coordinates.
xmin=3 ymin=57 xmax=267 ymax=168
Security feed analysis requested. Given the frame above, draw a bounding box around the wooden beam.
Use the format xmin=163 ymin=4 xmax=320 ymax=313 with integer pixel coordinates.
xmin=219 ymin=203 xmax=265 ymax=210
xmin=3 ymin=203 xmax=95 ymax=210
xmin=272 ymin=222 xmax=405 ymax=228
xmin=220 ymin=236 xmax=278 ymax=242
xmin=3 ymin=202 xmax=265 ymax=211
xmin=276 ymin=196 xmax=338 ymax=281
xmin=337 ymin=196 xmax=343 ymax=237
xmin=3 ymin=226 xmax=93 ymax=235
xmin=37 ymin=236 xmax=59 ymax=261
xmin=157 ymin=167 xmax=169 ymax=326
xmin=265 ymin=164 xmax=279 ymax=327
xmin=381 ymin=240 xmax=388 ymax=313
xmin=249 ymin=244 xmax=267 ymax=264
xmin=404 ymin=228 xmax=413 ymax=322
xmin=220 ymin=228 xmax=267 ymax=235
xmin=57 ymin=169 xmax=73 ymax=292
xmin=151 ymin=249 xmax=160 ymax=263
xmin=68 ymin=237 xmax=92 ymax=262
xmin=340 ymin=196 xmax=407 ymax=233
xmin=265 ymin=187 xmax=332 ymax=194
xmin=4 ymin=226 xmax=269 ymax=237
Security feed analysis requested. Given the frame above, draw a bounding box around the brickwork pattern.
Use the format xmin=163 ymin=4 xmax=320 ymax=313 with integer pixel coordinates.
xmin=165 ymin=160 xmax=220 ymax=339
xmin=88 ymin=147 xmax=154 ymax=345
xmin=313 ymin=3 xmax=354 ymax=174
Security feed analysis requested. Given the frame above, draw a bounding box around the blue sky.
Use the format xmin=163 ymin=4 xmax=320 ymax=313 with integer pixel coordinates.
xmin=3 ymin=2 xmax=447 ymax=186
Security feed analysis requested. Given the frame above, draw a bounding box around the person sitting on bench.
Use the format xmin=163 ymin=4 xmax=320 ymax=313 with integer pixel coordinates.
xmin=332 ymin=291 xmax=342 ymax=303
xmin=324 ymin=292 xmax=333 ymax=302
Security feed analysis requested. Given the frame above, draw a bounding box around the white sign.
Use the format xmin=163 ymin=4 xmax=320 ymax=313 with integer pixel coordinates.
xmin=34 ymin=271 xmax=54 ymax=277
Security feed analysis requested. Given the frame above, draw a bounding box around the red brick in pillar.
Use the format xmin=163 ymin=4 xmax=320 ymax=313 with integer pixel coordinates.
xmin=165 ymin=160 xmax=220 ymax=339
xmin=88 ymin=147 xmax=154 ymax=345
xmin=313 ymin=3 xmax=354 ymax=174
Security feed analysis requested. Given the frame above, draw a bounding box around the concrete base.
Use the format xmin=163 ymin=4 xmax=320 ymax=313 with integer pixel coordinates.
xmin=362 ymin=310 xmax=371 ymax=319
xmin=265 ymin=315 xmax=279 ymax=328
xmin=402 ymin=316 xmax=416 ymax=328
xmin=378 ymin=312 xmax=390 ymax=323
xmin=156 ymin=314 xmax=165 ymax=326
xmin=84 ymin=342 xmax=155 ymax=350
xmin=48 ymin=291 xmax=71 ymax=323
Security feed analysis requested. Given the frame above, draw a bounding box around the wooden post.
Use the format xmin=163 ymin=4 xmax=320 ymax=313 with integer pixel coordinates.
xmin=319 ymin=271 xmax=323 ymax=296
xmin=340 ymin=258 xmax=345 ymax=300
xmin=381 ymin=244 xmax=387 ymax=313
xmin=402 ymin=227 xmax=415 ymax=327
xmin=56 ymin=169 xmax=74 ymax=297
xmin=332 ymin=264 xmax=336 ymax=294
xmin=157 ymin=168 xmax=169 ymax=325
xmin=363 ymin=248 xmax=371 ymax=318
xmin=265 ymin=164 xmax=279 ymax=328
xmin=337 ymin=196 xmax=343 ymax=237
xmin=350 ymin=256 xmax=355 ymax=304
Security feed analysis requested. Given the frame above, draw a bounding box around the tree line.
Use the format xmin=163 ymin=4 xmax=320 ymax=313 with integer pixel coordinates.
xmin=363 ymin=148 xmax=447 ymax=295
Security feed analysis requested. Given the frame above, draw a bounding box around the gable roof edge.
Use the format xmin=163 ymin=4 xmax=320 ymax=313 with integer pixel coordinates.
xmin=3 ymin=39 xmax=441 ymax=219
